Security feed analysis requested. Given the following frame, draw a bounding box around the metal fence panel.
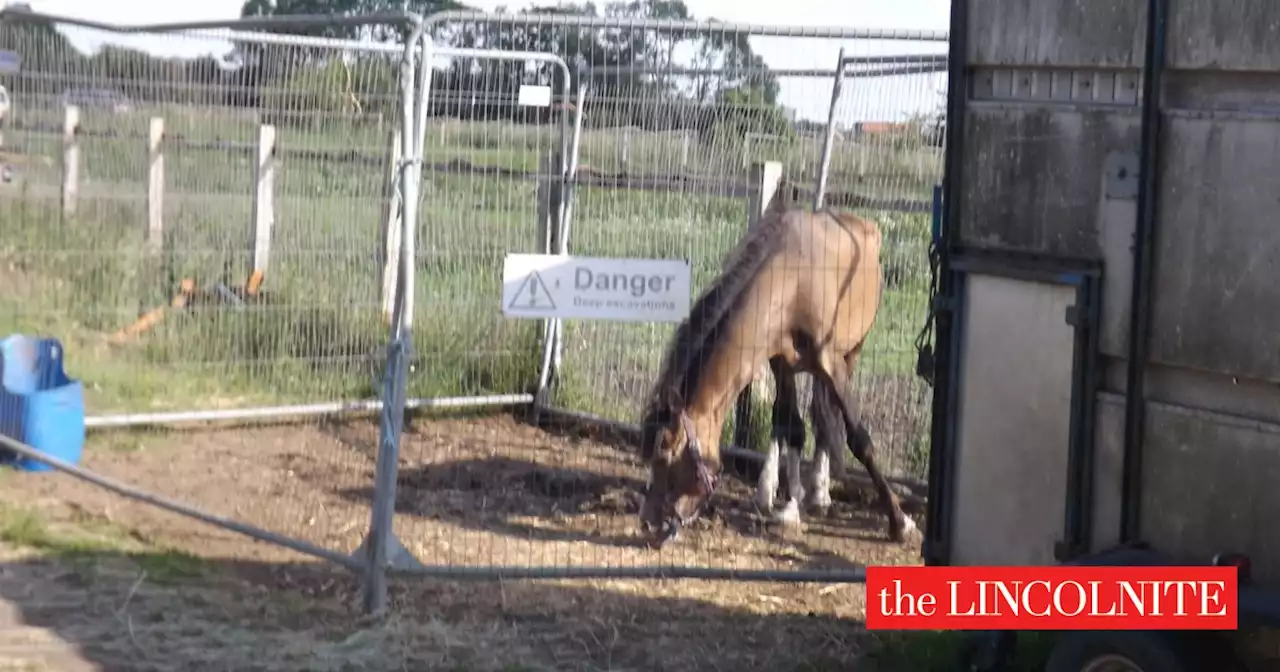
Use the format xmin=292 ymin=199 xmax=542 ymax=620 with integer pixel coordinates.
xmin=384 ymin=12 xmax=945 ymax=581
xmin=0 ymin=8 xmax=425 ymax=592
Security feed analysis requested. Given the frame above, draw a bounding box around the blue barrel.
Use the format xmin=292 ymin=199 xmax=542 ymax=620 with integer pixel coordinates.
xmin=0 ymin=335 xmax=85 ymax=472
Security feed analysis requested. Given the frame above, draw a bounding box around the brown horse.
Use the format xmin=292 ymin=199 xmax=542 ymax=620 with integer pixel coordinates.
xmin=637 ymin=198 xmax=915 ymax=547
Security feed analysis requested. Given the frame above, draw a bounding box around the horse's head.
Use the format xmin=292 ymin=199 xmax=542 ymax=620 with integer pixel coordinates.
xmin=639 ymin=405 xmax=721 ymax=548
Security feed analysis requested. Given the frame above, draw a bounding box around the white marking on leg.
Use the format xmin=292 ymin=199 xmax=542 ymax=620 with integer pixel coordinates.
xmin=775 ymin=445 xmax=805 ymax=527
xmin=756 ymin=440 xmax=780 ymax=515
xmin=776 ymin=497 xmax=802 ymax=527
xmin=809 ymin=447 xmax=833 ymax=512
xmin=786 ymin=444 xmax=805 ymax=506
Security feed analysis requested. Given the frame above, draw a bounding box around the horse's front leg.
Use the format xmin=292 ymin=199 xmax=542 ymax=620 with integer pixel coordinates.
xmin=755 ymin=439 xmax=780 ymax=515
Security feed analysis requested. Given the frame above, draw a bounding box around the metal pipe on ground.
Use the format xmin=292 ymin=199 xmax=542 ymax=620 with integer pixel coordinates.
xmin=0 ymin=431 xmax=363 ymax=571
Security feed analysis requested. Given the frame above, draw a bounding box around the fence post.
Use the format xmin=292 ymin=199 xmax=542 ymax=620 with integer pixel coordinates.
xmin=61 ymin=105 xmax=79 ymax=220
xmin=532 ymin=150 xmax=565 ymax=410
xmin=251 ymin=124 xmax=276 ymax=280
xmin=680 ymin=130 xmax=690 ymax=169
xmin=380 ymin=128 xmax=404 ymax=325
xmin=146 ymin=117 xmax=165 ymax=255
xmin=732 ymin=161 xmax=784 ymax=455
xmin=621 ymin=128 xmax=631 ymax=171
xmin=536 ymin=150 xmax=564 ymax=255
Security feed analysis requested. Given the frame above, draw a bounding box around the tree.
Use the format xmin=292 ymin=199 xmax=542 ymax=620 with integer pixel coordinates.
xmin=240 ymin=0 xmax=470 ymax=42
xmin=4 ymin=0 xmax=794 ymax=136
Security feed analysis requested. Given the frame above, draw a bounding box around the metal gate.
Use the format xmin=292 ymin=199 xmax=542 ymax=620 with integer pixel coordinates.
xmin=369 ymin=11 xmax=949 ymax=595
xmin=0 ymin=5 xmax=955 ymax=614
xmin=0 ymin=6 xmax=430 ymax=613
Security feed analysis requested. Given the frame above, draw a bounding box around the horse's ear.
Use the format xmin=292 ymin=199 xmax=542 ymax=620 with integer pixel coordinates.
xmin=639 ymin=406 xmax=669 ymax=462
xmin=639 ymin=426 xmax=657 ymax=461
xmin=664 ymin=386 xmax=685 ymax=412
xmin=767 ymin=179 xmax=791 ymax=215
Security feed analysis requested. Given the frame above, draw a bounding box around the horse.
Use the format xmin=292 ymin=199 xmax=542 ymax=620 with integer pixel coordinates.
xmin=637 ymin=196 xmax=916 ymax=548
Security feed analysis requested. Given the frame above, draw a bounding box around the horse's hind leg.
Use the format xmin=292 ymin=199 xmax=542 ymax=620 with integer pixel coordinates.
xmin=758 ymin=357 xmax=807 ymax=526
xmin=808 ymin=382 xmax=847 ymax=515
xmin=814 ymin=346 xmax=915 ymax=542
xmin=755 ymin=437 xmax=781 ymax=516
xmin=755 ymin=358 xmax=785 ymax=515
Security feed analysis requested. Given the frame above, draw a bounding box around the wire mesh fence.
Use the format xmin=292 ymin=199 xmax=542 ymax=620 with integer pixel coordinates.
xmin=387 ymin=12 xmax=947 ymax=579
xmin=0 ymin=5 xmax=949 ymax=601
xmin=0 ymin=9 xmax=426 ymax=581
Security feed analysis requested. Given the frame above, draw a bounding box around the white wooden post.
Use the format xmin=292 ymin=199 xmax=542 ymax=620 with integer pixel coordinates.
xmin=380 ymin=128 xmax=404 ymax=325
xmin=621 ymin=129 xmax=631 ymax=170
xmin=732 ymin=161 xmax=786 ymax=454
xmin=251 ymin=124 xmax=276 ymax=279
xmin=61 ymin=105 xmax=79 ymax=219
xmin=747 ymin=161 xmax=784 ymax=225
xmin=146 ymin=117 xmax=165 ymax=255
xmin=680 ymin=130 xmax=690 ymax=169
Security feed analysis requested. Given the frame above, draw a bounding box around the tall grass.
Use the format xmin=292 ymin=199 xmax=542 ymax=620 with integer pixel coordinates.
xmin=0 ymin=107 xmax=939 ymax=476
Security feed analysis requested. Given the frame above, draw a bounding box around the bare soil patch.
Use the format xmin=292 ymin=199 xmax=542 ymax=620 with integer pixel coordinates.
xmin=0 ymin=413 xmax=926 ymax=671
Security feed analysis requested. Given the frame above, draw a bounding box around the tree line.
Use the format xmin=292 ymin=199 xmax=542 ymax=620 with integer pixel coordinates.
xmin=0 ymin=0 xmax=795 ymax=140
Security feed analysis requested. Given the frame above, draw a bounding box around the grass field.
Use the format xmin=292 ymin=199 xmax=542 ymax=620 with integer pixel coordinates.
xmin=0 ymin=79 xmax=970 ymax=672
xmin=0 ymin=99 xmax=938 ymax=482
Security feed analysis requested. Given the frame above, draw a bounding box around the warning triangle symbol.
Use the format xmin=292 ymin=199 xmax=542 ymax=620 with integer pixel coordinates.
xmin=508 ymin=270 xmax=557 ymax=311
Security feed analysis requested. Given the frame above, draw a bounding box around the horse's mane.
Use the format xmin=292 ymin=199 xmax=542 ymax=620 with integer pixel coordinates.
xmin=638 ymin=194 xmax=795 ymax=460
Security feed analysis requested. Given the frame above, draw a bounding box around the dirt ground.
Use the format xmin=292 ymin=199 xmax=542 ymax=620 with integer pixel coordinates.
xmin=0 ymin=413 xmax=930 ymax=671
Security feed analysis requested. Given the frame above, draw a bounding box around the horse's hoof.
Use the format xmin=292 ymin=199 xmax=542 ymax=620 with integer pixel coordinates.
xmin=774 ymin=500 xmax=803 ymax=528
xmin=889 ymin=514 xmax=919 ymax=543
xmin=807 ymin=494 xmax=833 ymax=516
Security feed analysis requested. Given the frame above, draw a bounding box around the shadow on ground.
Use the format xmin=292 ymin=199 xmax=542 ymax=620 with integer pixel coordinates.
xmin=332 ymin=453 xmax=895 ymax=577
xmin=0 ymin=542 xmax=1022 ymax=672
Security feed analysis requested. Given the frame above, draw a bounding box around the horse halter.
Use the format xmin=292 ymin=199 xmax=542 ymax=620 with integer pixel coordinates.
xmin=679 ymin=412 xmax=720 ymax=496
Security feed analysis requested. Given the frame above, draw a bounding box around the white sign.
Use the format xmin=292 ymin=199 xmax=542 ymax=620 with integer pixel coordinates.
xmin=517 ymin=84 xmax=552 ymax=108
xmin=502 ymin=254 xmax=691 ymax=323
xmin=0 ymin=50 xmax=20 ymax=74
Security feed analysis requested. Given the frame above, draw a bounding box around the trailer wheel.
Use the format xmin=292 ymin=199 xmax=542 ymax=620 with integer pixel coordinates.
xmin=1044 ymin=630 xmax=1204 ymax=672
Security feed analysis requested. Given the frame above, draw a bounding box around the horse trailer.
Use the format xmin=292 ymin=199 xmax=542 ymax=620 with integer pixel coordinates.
xmin=926 ymin=0 xmax=1280 ymax=670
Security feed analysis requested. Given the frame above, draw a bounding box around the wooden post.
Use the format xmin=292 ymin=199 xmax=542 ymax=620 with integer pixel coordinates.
xmin=621 ymin=129 xmax=630 ymax=171
xmin=379 ymin=128 xmax=404 ymax=325
xmin=732 ymin=161 xmax=785 ymax=455
xmin=146 ymin=117 xmax=165 ymax=255
xmin=680 ymin=130 xmax=690 ymax=169
xmin=251 ymin=124 xmax=276 ymax=279
xmin=61 ymin=105 xmax=79 ymax=220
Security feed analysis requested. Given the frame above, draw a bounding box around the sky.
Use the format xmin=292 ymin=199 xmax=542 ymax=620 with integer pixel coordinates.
xmin=11 ymin=0 xmax=951 ymax=122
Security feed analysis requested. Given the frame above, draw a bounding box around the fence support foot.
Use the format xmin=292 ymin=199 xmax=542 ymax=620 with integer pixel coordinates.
xmin=353 ymin=529 xmax=426 ymax=572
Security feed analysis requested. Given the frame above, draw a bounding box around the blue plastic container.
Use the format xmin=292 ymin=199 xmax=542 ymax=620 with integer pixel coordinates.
xmin=0 ymin=335 xmax=86 ymax=472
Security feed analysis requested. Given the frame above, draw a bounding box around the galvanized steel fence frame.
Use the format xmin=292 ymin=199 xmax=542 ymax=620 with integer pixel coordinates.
xmin=359 ymin=11 xmax=950 ymax=609
xmin=0 ymin=5 xmax=434 ymax=614
xmin=0 ymin=6 xmax=950 ymax=615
